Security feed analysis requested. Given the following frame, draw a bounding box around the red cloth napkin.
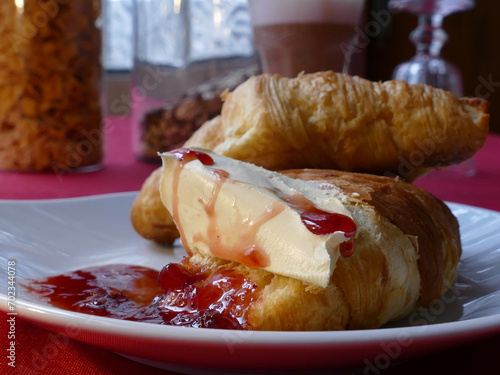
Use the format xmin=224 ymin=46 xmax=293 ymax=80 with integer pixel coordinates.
xmin=0 ymin=316 xmax=172 ymax=375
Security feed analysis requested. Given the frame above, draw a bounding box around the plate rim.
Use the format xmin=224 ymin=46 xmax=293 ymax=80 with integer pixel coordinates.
xmin=2 ymin=295 xmax=500 ymax=344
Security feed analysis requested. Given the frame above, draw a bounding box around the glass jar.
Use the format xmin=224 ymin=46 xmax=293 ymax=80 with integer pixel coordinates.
xmin=132 ymin=0 xmax=259 ymax=162
xmin=0 ymin=0 xmax=103 ymax=173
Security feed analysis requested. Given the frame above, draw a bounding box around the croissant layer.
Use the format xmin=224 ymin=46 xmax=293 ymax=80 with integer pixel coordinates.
xmin=186 ymin=71 xmax=489 ymax=181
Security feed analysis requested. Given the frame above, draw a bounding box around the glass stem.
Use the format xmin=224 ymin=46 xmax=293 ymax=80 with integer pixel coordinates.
xmin=410 ymin=14 xmax=447 ymax=58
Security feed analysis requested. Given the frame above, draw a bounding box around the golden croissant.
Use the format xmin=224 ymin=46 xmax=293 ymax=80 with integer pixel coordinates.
xmin=186 ymin=71 xmax=489 ymax=180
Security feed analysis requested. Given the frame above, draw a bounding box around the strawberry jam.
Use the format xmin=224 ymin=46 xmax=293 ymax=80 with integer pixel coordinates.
xmin=23 ymin=261 xmax=260 ymax=329
xmin=170 ymin=147 xmax=214 ymax=165
xmin=158 ymin=261 xmax=260 ymax=329
xmin=22 ymin=265 xmax=165 ymax=322
xmin=300 ymin=208 xmax=357 ymax=258
xmin=280 ymin=192 xmax=357 ymax=257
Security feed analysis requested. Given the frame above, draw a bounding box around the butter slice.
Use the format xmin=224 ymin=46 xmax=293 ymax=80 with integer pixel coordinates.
xmin=159 ymin=148 xmax=354 ymax=287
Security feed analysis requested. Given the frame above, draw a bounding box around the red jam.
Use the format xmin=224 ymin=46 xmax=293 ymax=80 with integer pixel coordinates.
xmin=22 ymin=265 xmax=165 ymax=322
xmin=170 ymin=147 xmax=214 ymax=165
xmin=168 ymin=148 xmax=214 ymax=254
xmin=301 ymin=208 xmax=357 ymax=257
xmin=280 ymin=192 xmax=357 ymax=257
xmin=23 ymin=262 xmax=260 ymax=329
xmin=158 ymin=262 xmax=259 ymax=329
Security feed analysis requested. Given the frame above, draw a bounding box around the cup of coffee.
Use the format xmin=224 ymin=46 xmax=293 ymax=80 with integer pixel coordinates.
xmin=248 ymin=0 xmax=366 ymax=77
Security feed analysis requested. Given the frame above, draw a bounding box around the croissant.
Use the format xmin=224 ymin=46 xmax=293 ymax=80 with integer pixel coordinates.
xmin=186 ymin=71 xmax=489 ymax=181
xmin=157 ymin=168 xmax=461 ymax=330
xmin=130 ymin=168 xmax=178 ymax=244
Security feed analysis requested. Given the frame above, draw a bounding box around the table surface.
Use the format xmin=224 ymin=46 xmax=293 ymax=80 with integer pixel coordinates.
xmin=1 ymin=116 xmax=499 ymax=375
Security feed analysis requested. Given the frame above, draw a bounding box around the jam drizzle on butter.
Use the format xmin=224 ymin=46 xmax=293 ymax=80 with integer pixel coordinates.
xmin=280 ymin=193 xmax=357 ymax=258
xmin=169 ymin=148 xmax=357 ymax=261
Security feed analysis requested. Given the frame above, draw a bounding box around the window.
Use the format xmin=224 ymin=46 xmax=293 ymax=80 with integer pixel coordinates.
xmin=104 ymin=0 xmax=134 ymax=71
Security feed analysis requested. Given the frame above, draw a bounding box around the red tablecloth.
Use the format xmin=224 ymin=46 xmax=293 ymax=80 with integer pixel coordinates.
xmin=1 ymin=116 xmax=500 ymax=374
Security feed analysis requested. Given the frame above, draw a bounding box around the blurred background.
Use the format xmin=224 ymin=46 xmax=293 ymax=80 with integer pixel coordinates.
xmin=366 ymin=0 xmax=500 ymax=134
xmin=104 ymin=0 xmax=499 ymax=134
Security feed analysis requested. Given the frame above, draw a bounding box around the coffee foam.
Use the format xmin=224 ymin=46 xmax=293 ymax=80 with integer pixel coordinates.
xmin=248 ymin=0 xmax=365 ymax=26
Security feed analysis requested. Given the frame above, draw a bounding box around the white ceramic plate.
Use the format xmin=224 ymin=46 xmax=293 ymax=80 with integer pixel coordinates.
xmin=1 ymin=193 xmax=500 ymax=374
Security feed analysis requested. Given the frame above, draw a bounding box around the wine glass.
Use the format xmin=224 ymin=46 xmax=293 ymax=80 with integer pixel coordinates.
xmin=389 ymin=0 xmax=476 ymax=177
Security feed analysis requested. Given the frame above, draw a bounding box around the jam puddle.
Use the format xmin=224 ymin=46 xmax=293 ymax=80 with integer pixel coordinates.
xmin=22 ymin=261 xmax=260 ymax=330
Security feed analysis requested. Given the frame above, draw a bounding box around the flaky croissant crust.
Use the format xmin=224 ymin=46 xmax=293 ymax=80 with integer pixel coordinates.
xmin=186 ymin=71 xmax=489 ymax=181
xmin=281 ymin=169 xmax=461 ymax=308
